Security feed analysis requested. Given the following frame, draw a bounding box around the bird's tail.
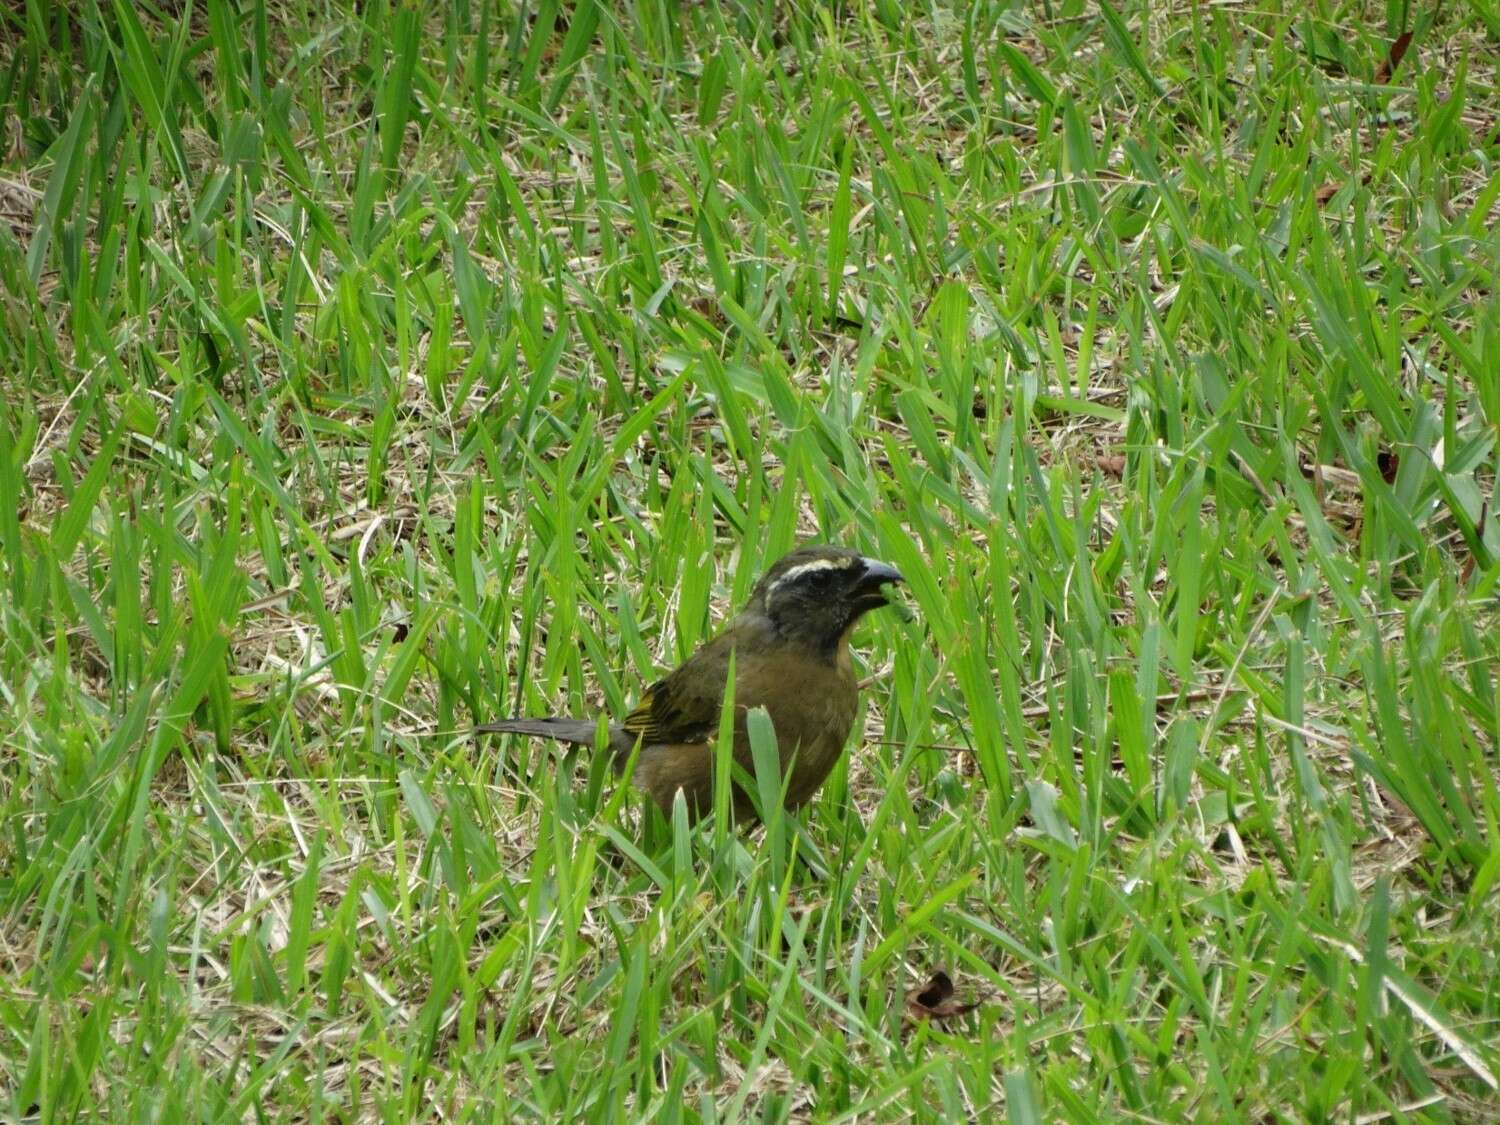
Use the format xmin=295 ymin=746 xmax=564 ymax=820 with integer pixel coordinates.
xmin=474 ymin=717 xmax=606 ymax=747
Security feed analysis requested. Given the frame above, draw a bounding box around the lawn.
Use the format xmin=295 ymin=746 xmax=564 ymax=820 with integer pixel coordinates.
xmin=2 ymin=1 xmax=1499 ymax=1119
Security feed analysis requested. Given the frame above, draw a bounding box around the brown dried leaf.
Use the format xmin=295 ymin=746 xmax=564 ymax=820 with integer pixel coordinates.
xmin=905 ymin=970 xmax=980 ymax=1021
xmin=1316 ymin=171 xmax=1372 ymax=208
xmin=1377 ymin=449 xmax=1400 ymax=485
xmin=1373 ymin=32 xmax=1414 ymax=84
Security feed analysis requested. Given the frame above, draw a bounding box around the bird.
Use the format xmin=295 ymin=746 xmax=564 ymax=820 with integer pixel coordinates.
xmin=476 ymin=545 xmax=906 ymax=821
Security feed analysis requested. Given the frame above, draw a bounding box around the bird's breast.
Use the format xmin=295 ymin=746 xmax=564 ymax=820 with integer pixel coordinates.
xmin=734 ymin=649 xmax=860 ymax=806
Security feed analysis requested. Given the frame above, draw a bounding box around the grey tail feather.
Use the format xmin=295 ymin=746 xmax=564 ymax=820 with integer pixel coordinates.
xmin=474 ymin=717 xmax=604 ymax=746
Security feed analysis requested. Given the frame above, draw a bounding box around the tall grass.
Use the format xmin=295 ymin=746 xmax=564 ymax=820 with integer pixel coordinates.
xmin=1 ymin=1 xmax=1497 ymax=1118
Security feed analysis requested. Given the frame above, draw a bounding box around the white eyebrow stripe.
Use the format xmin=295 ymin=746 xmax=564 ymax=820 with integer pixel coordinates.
xmin=770 ymin=556 xmax=855 ymax=591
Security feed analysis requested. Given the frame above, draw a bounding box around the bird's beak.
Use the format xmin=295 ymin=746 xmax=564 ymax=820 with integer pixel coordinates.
xmin=853 ymin=557 xmax=905 ymax=608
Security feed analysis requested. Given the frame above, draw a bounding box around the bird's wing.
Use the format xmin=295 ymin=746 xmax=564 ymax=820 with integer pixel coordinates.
xmin=620 ymin=632 xmax=737 ymax=746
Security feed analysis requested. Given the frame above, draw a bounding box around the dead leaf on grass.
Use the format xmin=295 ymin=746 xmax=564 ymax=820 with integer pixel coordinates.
xmin=1373 ymin=31 xmax=1414 ymax=85
xmin=1377 ymin=449 xmax=1400 ymax=485
xmin=1097 ymin=454 xmax=1127 ymax=478
xmin=905 ymin=970 xmax=980 ymax=1021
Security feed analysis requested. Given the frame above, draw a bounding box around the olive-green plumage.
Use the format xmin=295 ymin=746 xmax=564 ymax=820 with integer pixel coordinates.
xmin=476 ymin=545 xmax=905 ymax=820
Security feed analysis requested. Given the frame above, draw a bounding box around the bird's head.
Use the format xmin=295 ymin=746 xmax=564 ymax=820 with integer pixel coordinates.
xmin=748 ymin=545 xmax=905 ymax=651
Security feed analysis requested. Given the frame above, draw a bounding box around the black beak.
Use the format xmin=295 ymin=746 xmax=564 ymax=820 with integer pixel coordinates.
xmin=852 ymin=557 xmax=905 ymax=608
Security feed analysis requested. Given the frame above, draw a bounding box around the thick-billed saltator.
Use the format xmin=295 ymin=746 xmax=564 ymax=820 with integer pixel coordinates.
xmin=476 ymin=545 xmax=905 ymax=820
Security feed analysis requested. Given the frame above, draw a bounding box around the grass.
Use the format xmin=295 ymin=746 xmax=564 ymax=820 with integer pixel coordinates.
xmin=2 ymin=0 xmax=1499 ymax=1118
